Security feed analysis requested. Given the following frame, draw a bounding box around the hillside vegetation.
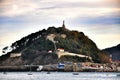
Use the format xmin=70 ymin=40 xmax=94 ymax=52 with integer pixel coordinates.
xmin=103 ymin=44 xmax=120 ymax=61
xmin=0 ymin=26 xmax=110 ymax=66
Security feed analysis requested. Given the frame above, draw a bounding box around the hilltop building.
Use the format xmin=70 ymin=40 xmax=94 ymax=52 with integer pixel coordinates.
xmin=62 ymin=20 xmax=65 ymax=29
xmin=57 ymin=48 xmax=64 ymax=52
xmin=61 ymin=20 xmax=68 ymax=31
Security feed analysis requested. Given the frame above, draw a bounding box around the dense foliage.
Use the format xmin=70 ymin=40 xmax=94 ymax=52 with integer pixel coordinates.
xmin=59 ymin=55 xmax=91 ymax=62
xmin=0 ymin=26 xmax=110 ymax=65
xmin=103 ymin=44 xmax=120 ymax=61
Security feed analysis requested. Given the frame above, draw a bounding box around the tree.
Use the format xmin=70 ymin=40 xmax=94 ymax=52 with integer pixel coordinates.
xmin=2 ymin=46 xmax=8 ymax=53
xmin=98 ymin=52 xmax=110 ymax=63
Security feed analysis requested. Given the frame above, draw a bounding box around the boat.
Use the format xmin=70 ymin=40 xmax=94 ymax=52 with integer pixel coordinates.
xmin=73 ymin=72 xmax=79 ymax=75
xmin=47 ymin=71 xmax=50 ymax=74
xmin=28 ymin=65 xmax=32 ymax=75
xmin=28 ymin=73 xmax=32 ymax=75
xmin=3 ymin=72 xmax=7 ymax=74
xmin=73 ymin=63 xmax=79 ymax=75
xmin=117 ymin=74 xmax=120 ymax=77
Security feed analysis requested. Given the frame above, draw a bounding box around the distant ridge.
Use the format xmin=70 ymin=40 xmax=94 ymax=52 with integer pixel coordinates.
xmin=103 ymin=44 xmax=120 ymax=61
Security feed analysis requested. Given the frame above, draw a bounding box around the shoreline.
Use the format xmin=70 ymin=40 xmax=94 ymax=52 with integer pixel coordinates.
xmin=0 ymin=66 xmax=119 ymax=72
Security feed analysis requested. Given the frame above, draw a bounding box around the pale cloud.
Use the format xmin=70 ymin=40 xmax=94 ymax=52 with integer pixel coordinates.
xmin=40 ymin=0 xmax=119 ymax=3
xmin=0 ymin=0 xmax=119 ymax=17
xmin=0 ymin=0 xmax=39 ymax=17
xmin=40 ymin=7 xmax=120 ymax=19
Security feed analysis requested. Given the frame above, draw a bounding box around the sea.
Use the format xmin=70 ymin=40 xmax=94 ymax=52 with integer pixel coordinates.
xmin=0 ymin=72 xmax=120 ymax=80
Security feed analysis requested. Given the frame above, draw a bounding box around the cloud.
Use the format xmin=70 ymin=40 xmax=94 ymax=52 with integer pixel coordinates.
xmin=49 ymin=0 xmax=120 ymax=8
xmin=0 ymin=0 xmax=119 ymax=17
xmin=0 ymin=0 xmax=39 ymax=17
xmin=71 ymin=15 xmax=120 ymax=25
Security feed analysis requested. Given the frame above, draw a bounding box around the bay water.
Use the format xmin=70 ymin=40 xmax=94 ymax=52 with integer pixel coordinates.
xmin=0 ymin=72 xmax=120 ymax=80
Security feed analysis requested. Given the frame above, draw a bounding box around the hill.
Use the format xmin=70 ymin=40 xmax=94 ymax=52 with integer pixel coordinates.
xmin=103 ymin=44 xmax=120 ymax=61
xmin=0 ymin=22 xmax=110 ymax=66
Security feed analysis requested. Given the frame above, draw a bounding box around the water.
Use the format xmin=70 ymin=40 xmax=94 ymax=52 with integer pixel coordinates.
xmin=0 ymin=72 xmax=120 ymax=80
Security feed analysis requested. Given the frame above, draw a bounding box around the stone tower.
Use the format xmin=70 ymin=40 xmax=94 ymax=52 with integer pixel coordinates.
xmin=62 ymin=20 xmax=65 ymax=29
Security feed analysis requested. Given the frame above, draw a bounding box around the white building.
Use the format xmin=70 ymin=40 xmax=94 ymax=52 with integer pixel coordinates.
xmin=48 ymin=50 xmax=53 ymax=53
xmin=10 ymin=53 xmax=21 ymax=58
xmin=57 ymin=48 xmax=64 ymax=52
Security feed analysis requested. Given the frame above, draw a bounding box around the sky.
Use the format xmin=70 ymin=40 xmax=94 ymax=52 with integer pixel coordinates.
xmin=0 ymin=0 xmax=120 ymax=55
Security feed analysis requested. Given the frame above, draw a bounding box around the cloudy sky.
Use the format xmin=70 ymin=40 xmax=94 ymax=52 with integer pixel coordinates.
xmin=0 ymin=0 xmax=120 ymax=55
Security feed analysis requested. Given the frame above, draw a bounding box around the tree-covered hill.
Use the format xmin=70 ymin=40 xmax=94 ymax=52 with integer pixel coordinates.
xmin=0 ymin=25 xmax=110 ymax=66
xmin=103 ymin=44 xmax=120 ymax=61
